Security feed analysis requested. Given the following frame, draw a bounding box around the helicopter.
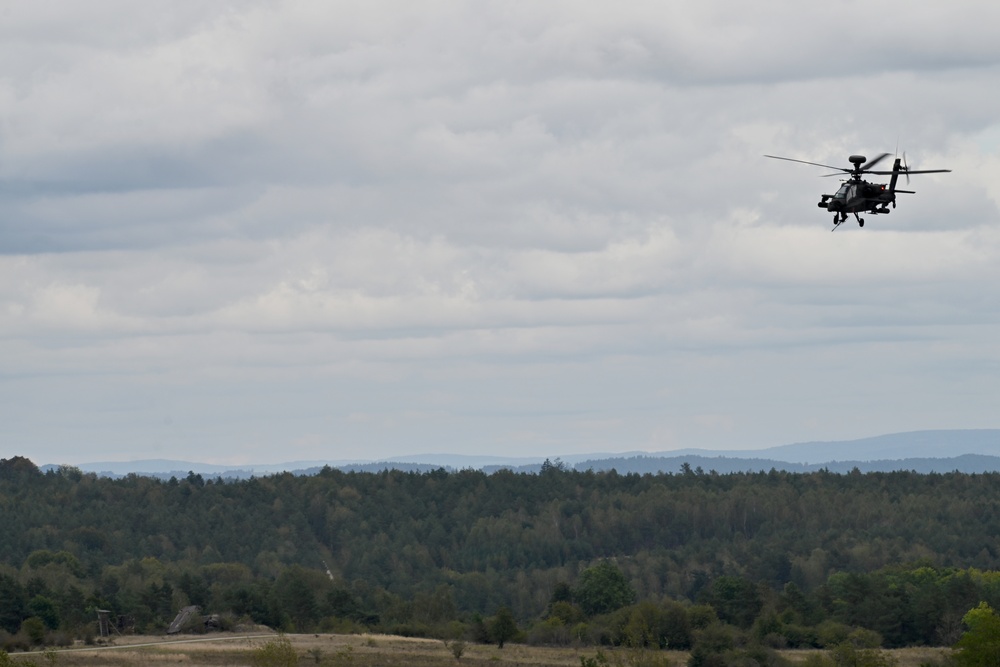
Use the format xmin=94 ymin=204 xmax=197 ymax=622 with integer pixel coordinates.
xmin=764 ymin=152 xmax=951 ymax=230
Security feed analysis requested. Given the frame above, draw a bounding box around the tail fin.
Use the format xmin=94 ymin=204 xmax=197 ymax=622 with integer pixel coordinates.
xmin=888 ymin=158 xmax=902 ymax=193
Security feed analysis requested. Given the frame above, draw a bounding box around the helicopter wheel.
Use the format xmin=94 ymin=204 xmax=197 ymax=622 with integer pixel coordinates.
xmin=859 ymin=218 xmax=864 ymax=227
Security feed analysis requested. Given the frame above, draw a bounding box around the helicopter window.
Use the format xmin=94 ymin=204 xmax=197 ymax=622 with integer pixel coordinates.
xmin=832 ymin=183 xmax=850 ymax=199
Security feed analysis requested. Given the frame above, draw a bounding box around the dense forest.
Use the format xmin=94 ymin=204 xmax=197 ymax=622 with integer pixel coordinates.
xmin=3 ymin=455 xmax=1000 ymax=659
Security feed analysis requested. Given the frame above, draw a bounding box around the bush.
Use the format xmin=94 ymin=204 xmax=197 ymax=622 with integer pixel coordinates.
xmin=847 ymin=628 xmax=883 ymax=649
xmin=1 ymin=631 xmax=29 ymax=653
xmin=528 ymin=618 xmax=573 ymax=646
xmin=20 ymin=618 xmax=45 ymax=646
xmin=954 ymin=602 xmax=1000 ymax=667
xmin=800 ymin=653 xmax=835 ymax=667
xmin=318 ymin=616 xmax=365 ymax=634
xmin=446 ymin=639 xmax=466 ymax=660
xmin=47 ymin=631 xmax=72 ymax=647
xmin=575 ymin=562 xmax=636 ymax=617
xmin=490 ymin=607 xmax=519 ymax=649
xmin=384 ymin=622 xmax=432 ymax=638
xmin=815 ymin=621 xmax=851 ymax=648
xmin=781 ymin=624 xmax=818 ymax=648
xmin=830 ymin=643 xmax=897 ymax=667
xmin=251 ymin=635 xmax=298 ymax=667
xmin=687 ymin=606 xmax=719 ymax=630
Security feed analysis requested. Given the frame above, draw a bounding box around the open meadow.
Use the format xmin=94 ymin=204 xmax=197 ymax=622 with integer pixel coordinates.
xmin=4 ymin=633 xmax=953 ymax=667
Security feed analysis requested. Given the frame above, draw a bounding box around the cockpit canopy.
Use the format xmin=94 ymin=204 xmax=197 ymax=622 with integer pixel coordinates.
xmin=832 ymin=182 xmax=851 ymax=200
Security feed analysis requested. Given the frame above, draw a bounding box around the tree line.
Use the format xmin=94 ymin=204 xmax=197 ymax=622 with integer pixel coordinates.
xmin=3 ymin=454 xmax=1000 ymax=659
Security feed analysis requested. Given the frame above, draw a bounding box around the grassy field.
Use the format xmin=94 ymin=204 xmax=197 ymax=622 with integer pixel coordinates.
xmin=4 ymin=633 xmax=954 ymax=667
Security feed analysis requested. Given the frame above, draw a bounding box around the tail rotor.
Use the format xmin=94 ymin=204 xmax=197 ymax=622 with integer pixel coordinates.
xmin=894 ymin=141 xmax=911 ymax=185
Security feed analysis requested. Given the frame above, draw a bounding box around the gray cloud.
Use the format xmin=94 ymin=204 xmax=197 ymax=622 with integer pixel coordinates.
xmin=2 ymin=1 xmax=999 ymax=464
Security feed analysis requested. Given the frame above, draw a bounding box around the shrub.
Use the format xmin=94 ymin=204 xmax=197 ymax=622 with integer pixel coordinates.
xmin=830 ymin=643 xmax=897 ymax=667
xmin=20 ymin=618 xmax=46 ymax=646
xmin=953 ymin=602 xmax=1000 ymax=667
xmin=527 ymin=618 xmax=573 ymax=646
xmin=447 ymin=639 xmax=466 ymax=660
xmin=251 ymin=634 xmax=299 ymax=667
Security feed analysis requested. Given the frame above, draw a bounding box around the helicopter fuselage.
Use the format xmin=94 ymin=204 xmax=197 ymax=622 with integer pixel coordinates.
xmin=819 ymin=178 xmax=893 ymax=217
xmin=764 ymin=151 xmax=949 ymax=230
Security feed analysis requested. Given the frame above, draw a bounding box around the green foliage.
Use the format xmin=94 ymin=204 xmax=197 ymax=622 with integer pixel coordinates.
xmin=615 ymin=647 xmax=673 ymax=667
xmin=251 ymin=634 xmax=299 ymax=667
xmin=0 ymin=576 xmax=26 ymax=634
xmin=605 ymin=601 xmax=689 ymax=650
xmin=0 ymin=650 xmax=49 ymax=667
xmin=10 ymin=458 xmax=1000 ymax=648
xmin=490 ymin=606 xmax=518 ymax=648
xmin=829 ymin=642 xmax=898 ymax=667
xmin=800 ymin=654 xmax=836 ymax=667
xmin=446 ymin=638 xmax=466 ymax=660
xmin=814 ymin=621 xmax=852 ymax=648
xmin=576 ymin=561 xmax=636 ymax=617
xmin=273 ymin=566 xmax=322 ymax=631
xmin=26 ymin=596 xmax=58 ymax=631
xmin=0 ymin=456 xmax=40 ymax=479
xmin=329 ymin=645 xmax=355 ymax=666
xmin=953 ymin=602 xmax=1000 ymax=667
xmin=699 ymin=577 xmax=761 ymax=629
xmin=687 ymin=606 xmax=719 ymax=630
xmin=688 ymin=622 xmax=737 ymax=666
xmin=20 ymin=617 xmax=46 ymax=645
xmin=25 ymin=551 xmax=84 ymax=578
xmin=847 ymin=628 xmax=883 ymax=649
xmin=549 ymin=600 xmax=585 ymax=625
xmin=581 ymin=650 xmax=611 ymax=667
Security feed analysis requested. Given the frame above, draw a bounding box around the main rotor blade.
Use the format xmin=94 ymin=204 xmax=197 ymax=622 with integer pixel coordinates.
xmin=865 ymin=169 xmax=951 ymax=175
xmin=861 ymin=153 xmax=891 ymax=171
xmin=764 ymin=155 xmax=849 ymax=172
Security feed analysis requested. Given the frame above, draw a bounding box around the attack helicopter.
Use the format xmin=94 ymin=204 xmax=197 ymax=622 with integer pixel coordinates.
xmin=764 ymin=152 xmax=951 ymax=230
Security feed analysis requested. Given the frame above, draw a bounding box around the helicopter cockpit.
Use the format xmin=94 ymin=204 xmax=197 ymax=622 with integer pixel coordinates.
xmin=831 ymin=182 xmax=852 ymax=201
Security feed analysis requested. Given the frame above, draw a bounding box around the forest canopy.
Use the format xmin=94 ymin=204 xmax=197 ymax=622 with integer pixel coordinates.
xmin=2 ymin=455 xmax=999 ymax=651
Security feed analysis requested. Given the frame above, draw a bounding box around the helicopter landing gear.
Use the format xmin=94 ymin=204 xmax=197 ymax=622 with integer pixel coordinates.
xmin=853 ymin=212 xmax=864 ymax=227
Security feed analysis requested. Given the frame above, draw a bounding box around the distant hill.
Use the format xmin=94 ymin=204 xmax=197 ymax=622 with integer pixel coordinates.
xmin=38 ymin=428 xmax=1000 ymax=478
xmin=685 ymin=429 xmax=1000 ymax=464
xmin=568 ymin=453 xmax=1000 ymax=475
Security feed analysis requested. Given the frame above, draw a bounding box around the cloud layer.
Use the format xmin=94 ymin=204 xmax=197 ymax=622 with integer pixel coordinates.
xmin=2 ymin=1 xmax=1000 ymax=464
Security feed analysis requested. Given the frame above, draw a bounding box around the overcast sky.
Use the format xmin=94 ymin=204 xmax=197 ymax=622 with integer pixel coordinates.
xmin=3 ymin=1 xmax=1000 ymax=465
